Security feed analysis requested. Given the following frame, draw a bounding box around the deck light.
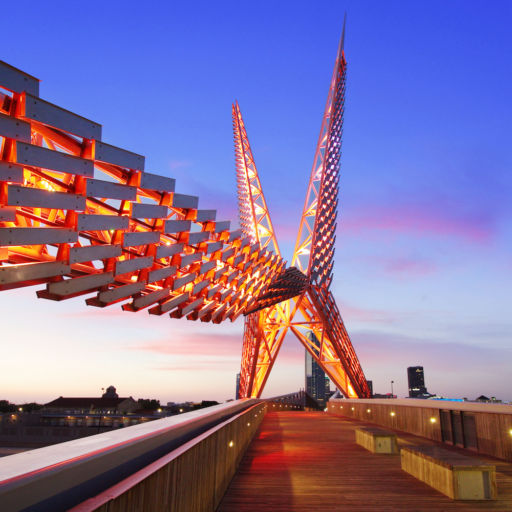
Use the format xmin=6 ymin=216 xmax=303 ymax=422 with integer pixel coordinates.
xmin=390 ymin=411 xmax=396 ymax=417
xmin=367 ymin=409 xmax=371 ymax=413
xmin=430 ymin=417 xmax=437 ymax=424
xmin=228 ymin=440 xmax=234 ymax=448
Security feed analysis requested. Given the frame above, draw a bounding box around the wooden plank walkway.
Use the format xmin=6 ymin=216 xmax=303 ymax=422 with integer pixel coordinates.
xmin=217 ymin=411 xmax=512 ymax=511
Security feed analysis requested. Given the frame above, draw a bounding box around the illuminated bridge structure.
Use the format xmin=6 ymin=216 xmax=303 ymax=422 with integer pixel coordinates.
xmin=0 ymin=20 xmax=369 ymax=400
xmin=2 ymin=24 xmax=512 ymax=512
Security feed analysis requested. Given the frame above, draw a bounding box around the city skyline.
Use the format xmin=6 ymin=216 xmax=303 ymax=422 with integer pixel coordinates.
xmin=1 ymin=1 xmax=511 ymax=403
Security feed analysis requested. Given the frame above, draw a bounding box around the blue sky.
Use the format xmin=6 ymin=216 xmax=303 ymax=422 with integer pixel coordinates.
xmin=1 ymin=0 xmax=511 ymax=403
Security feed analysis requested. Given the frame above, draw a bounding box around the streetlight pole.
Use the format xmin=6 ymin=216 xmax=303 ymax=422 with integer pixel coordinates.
xmin=391 ymin=380 xmax=394 ymax=398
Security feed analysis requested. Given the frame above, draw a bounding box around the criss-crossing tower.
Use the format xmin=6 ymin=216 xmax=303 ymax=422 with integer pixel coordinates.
xmin=234 ymin=20 xmax=371 ymax=399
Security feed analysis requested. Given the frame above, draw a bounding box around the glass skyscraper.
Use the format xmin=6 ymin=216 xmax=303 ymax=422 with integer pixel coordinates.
xmin=305 ymin=332 xmax=330 ymax=407
xmin=407 ymin=366 xmax=429 ymax=398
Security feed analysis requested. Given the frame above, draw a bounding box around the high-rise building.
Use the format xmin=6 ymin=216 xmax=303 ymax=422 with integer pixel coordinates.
xmin=366 ymin=380 xmax=373 ymax=397
xmin=305 ymin=332 xmax=330 ymax=407
xmin=407 ymin=366 xmax=429 ymax=398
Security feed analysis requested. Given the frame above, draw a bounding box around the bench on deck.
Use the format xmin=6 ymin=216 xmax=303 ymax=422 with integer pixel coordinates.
xmin=401 ymin=445 xmax=496 ymax=500
xmin=355 ymin=427 xmax=398 ymax=454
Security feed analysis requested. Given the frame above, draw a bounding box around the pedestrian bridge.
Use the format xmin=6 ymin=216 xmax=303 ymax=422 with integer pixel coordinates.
xmin=1 ymin=399 xmax=511 ymax=511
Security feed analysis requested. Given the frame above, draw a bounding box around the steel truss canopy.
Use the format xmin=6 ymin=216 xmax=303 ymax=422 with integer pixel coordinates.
xmin=0 ymin=63 xmax=293 ymax=323
xmin=0 ymin=18 xmax=370 ymax=399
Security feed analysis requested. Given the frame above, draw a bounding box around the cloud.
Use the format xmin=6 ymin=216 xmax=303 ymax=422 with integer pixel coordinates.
xmin=129 ymin=332 xmax=242 ymax=357
xmin=271 ymin=219 xmax=301 ymax=244
xmin=168 ymin=159 xmax=192 ymax=171
xmin=153 ymin=360 xmax=237 ymax=372
xmin=62 ymin=306 xmax=129 ymax=318
xmin=352 ymin=331 xmax=500 ymax=368
xmin=216 ymin=194 xmax=498 ymax=256
xmin=339 ymin=302 xmax=398 ymax=324
xmin=129 ymin=327 xmax=315 ymax=368
xmin=379 ymin=256 xmax=437 ymax=277
xmin=340 ymin=202 xmax=495 ymax=244
xmin=423 ymin=319 xmax=512 ymax=348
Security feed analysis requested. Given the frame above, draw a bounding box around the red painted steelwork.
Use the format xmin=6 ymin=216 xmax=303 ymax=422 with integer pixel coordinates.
xmin=0 ymin=64 xmax=288 ymax=324
xmin=235 ymin=19 xmax=370 ymax=399
xmin=0 ymin=19 xmax=370 ymax=399
xmin=233 ymin=102 xmax=292 ymax=398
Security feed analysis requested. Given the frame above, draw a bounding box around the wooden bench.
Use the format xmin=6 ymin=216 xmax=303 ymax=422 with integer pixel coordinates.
xmin=355 ymin=427 xmax=398 ymax=454
xmin=401 ymin=445 xmax=496 ymax=500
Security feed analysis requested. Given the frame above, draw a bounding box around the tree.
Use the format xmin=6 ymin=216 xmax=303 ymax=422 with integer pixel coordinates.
xmin=0 ymin=400 xmax=15 ymax=413
xmin=137 ymin=398 xmax=160 ymax=410
xmin=18 ymin=402 xmax=44 ymax=412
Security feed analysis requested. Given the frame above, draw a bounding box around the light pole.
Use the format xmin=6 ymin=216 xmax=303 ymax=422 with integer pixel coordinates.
xmin=391 ymin=380 xmax=394 ymax=398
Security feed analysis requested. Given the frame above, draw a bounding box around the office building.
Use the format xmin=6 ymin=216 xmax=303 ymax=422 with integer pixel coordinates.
xmin=366 ymin=380 xmax=373 ymax=397
xmin=305 ymin=332 xmax=330 ymax=407
xmin=407 ymin=366 xmax=430 ymax=398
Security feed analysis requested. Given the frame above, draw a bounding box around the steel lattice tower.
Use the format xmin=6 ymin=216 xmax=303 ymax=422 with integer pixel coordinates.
xmin=234 ymin=19 xmax=370 ymax=399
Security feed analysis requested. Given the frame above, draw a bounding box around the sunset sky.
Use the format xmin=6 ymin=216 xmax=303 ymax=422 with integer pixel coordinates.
xmin=1 ymin=1 xmax=511 ymax=404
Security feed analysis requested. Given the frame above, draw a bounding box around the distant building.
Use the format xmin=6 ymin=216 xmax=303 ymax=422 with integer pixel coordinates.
xmin=236 ymin=373 xmax=240 ymax=399
xmin=305 ymin=332 xmax=330 ymax=408
xmin=407 ymin=366 xmax=432 ymax=398
xmin=44 ymin=385 xmax=138 ymax=414
xmin=366 ymin=380 xmax=373 ymax=397
xmin=475 ymin=395 xmax=502 ymax=403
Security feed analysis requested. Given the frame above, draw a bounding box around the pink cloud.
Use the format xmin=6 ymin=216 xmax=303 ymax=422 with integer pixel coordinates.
xmin=341 ymin=203 xmax=494 ymax=244
xmin=339 ymin=302 xmax=397 ymax=324
xmin=62 ymin=306 xmax=129 ymax=318
xmin=380 ymin=256 xmax=437 ymax=277
xmin=168 ymin=159 xmax=192 ymax=171
xmin=134 ymin=329 xmax=305 ymax=353
xmin=154 ymin=361 xmax=236 ymax=372
xmin=272 ymin=220 xmax=300 ymax=244
xmin=228 ymin=198 xmax=496 ymax=249
xmin=130 ymin=332 xmax=242 ymax=357
xmin=130 ymin=328 xmax=323 ymax=368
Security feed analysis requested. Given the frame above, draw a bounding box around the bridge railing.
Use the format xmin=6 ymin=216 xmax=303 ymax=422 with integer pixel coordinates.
xmin=328 ymin=398 xmax=512 ymax=462
xmin=0 ymin=399 xmax=265 ymax=512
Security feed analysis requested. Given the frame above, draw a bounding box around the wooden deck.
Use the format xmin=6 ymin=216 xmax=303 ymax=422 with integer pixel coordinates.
xmin=217 ymin=411 xmax=512 ymax=511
